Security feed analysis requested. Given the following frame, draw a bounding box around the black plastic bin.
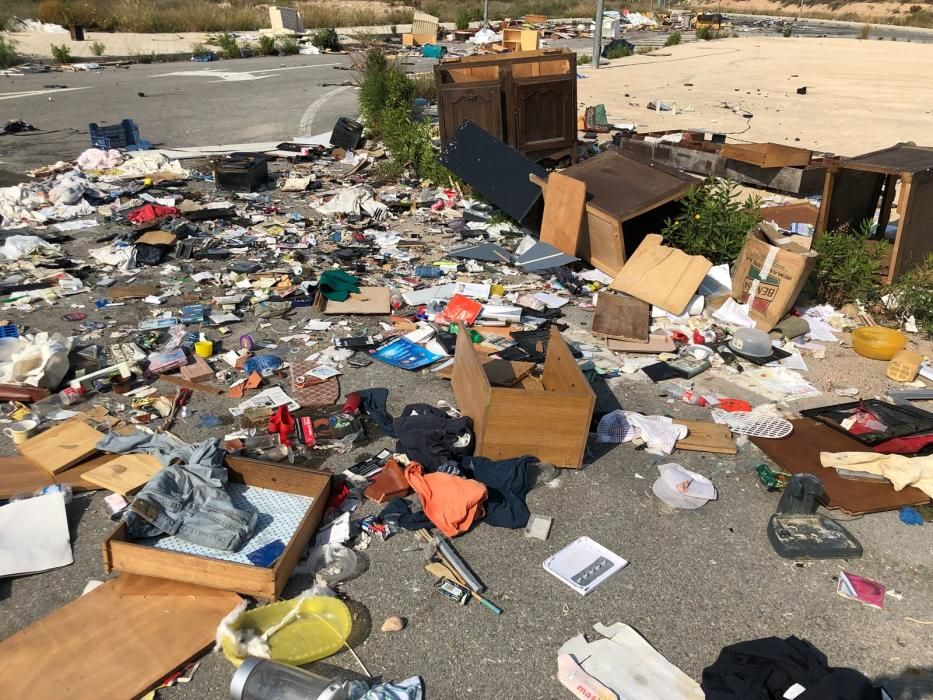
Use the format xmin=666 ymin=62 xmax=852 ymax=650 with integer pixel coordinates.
xmin=330 ymin=117 xmax=363 ymax=151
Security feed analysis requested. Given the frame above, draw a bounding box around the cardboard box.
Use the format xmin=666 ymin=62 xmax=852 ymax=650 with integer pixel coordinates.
xmin=313 ymin=287 xmax=390 ymax=315
xmin=732 ymin=222 xmax=818 ymax=331
xmin=451 ymin=323 xmax=595 ymax=468
xmin=102 ymin=456 xmax=330 ymax=600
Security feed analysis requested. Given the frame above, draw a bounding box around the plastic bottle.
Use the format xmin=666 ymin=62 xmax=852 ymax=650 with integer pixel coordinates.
xmin=415 ymin=265 xmax=444 ymax=278
xmin=663 ymin=384 xmax=710 ymax=407
xmin=56 ymin=386 xmax=86 ymax=406
xmin=10 ymin=483 xmax=73 ymax=504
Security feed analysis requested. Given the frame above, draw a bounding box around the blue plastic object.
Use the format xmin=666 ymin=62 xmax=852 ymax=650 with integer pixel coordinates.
xmin=422 ymin=44 xmax=446 ymax=59
xmin=0 ymin=324 xmax=19 ymax=338
xmin=243 ymin=354 xmax=283 ymax=375
xmin=89 ymin=119 xmax=152 ymax=151
xmin=899 ymin=506 xmax=924 ymax=526
xmin=415 ymin=265 xmax=445 ymax=278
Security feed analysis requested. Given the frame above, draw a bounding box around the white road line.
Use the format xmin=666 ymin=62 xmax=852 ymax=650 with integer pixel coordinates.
xmin=155 ymin=63 xmax=342 ymax=82
xmin=297 ymin=84 xmax=354 ymax=137
xmin=0 ymin=87 xmax=92 ymax=101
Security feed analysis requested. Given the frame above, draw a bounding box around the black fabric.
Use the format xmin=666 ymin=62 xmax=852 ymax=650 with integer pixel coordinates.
xmin=702 ymin=636 xmax=883 ymax=700
xmin=379 ymin=497 xmax=432 ymax=531
xmin=462 ymin=455 xmax=534 ymax=529
xmin=393 ymin=404 xmax=473 ymax=469
xmin=356 ymin=388 xmax=397 ymax=438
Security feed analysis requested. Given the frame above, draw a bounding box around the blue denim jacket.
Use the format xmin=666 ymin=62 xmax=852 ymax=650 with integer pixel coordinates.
xmin=97 ymin=433 xmax=257 ymax=551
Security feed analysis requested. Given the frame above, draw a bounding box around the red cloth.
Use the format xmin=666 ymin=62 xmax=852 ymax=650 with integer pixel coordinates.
xmin=873 ymin=432 xmax=933 ymax=455
xmin=127 ymin=203 xmax=178 ymax=224
xmin=405 ymin=462 xmax=486 ymax=537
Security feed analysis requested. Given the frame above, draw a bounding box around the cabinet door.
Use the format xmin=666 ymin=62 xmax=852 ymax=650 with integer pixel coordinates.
xmin=438 ymin=83 xmax=503 ymax=144
xmin=511 ymin=77 xmax=575 ymax=154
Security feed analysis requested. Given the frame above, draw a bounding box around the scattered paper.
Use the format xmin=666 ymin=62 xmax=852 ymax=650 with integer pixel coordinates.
xmin=0 ymin=492 xmax=73 ymax=577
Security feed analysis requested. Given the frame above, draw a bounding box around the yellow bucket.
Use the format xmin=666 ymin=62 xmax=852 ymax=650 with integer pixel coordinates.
xmin=221 ymin=596 xmax=352 ymax=667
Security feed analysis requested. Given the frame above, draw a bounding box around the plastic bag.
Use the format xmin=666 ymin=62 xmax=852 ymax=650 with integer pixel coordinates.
xmin=0 ymin=333 xmax=73 ymax=388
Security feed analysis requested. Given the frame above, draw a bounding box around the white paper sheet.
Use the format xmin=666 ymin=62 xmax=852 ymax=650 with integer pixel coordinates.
xmin=0 ymin=492 xmax=73 ymax=577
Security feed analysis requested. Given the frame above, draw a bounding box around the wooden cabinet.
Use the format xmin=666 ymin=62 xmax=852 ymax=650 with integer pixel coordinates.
xmin=435 ymin=49 xmax=577 ymax=163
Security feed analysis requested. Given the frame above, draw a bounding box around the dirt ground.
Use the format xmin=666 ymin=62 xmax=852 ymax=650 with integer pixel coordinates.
xmin=578 ymin=36 xmax=933 ymax=156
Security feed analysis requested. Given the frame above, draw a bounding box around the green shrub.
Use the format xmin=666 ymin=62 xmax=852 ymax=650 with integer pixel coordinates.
xmin=664 ymin=31 xmax=682 ymax=46
xmin=662 ymin=177 xmax=760 ymax=265
xmin=278 ymin=36 xmax=299 ymax=55
xmin=605 ymin=44 xmax=633 ymax=59
xmin=134 ymin=51 xmax=160 ymax=64
xmin=697 ymin=26 xmax=723 ymax=41
xmin=192 ymin=43 xmax=213 ymax=58
xmin=578 ymin=53 xmax=592 ymax=65
xmin=884 ymin=254 xmax=933 ymax=334
xmin=312 ymin=28 xmax=341 ymax=52
xmin=257 ymin=34 xmax=277 ymax=56
xmin=455 ymin=7 xmax=483 ymax=29
xmin=812 ymin=222 xmax=886 ymax=307
xmin=90 ymin=40 xmax=105 ymax=56
xmin=50 ymin=43 xmax=73 ymax=64
xmin=215 ymin=33 xmax=241 ymax=59
xmin=0 ymin=36 xmax=19 ymax=69
xmin=356 ymin=48 xmax=450 ymax=183
xmin=782 ymin=24 xmax=793 ymax=37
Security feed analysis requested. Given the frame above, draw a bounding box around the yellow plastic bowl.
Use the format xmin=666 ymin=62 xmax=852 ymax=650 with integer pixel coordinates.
xmin=852 ymin=326 xmax=907 ymax=361
xmin=221 ymin=596 xmax=352 ymax=667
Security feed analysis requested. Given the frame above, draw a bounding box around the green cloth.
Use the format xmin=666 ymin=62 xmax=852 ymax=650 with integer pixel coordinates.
xmin=318 ymin=269 xmax=360 ymax=302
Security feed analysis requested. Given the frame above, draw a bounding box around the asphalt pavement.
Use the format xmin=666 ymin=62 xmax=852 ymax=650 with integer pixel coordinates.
xmin=1 ymin=32 xmax=932 ymax=700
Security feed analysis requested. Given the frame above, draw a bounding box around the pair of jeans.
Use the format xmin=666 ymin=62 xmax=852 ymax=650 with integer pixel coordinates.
xmin=97 ymin=433 xmax=257 ymax=551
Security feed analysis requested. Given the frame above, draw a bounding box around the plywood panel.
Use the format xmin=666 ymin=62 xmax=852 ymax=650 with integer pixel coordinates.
xmin=81 ymin=453 xmax=162 ymax=495
xmin=673 ymin=420 xmax=737 ymax=454
xmin=539 ymin=172 xmax=586 ymax=256
xmin=0 ymin=575 xmax=240 ymax=700
xmin=592 ymin=293 xmax=649 ymax=342
xmin=721 ymin=142 xmax=812 ymax=168
xmin=18 ymin=419 xmax=104 ymax=474
xmin=750 ymin=418 xmax=929 ymax=515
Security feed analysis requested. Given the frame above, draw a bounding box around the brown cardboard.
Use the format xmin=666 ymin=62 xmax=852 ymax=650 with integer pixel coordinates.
xmin=592 ymin=293 xmax=650 ymax=343
xmin=136 ymin=230 xmax=177 ymax=246
xmin=313 ymin=287 xmax=391 ymax=315
xmin=610 ymin=234 xmax=712 ymax=315
xmin=731 ymin=222 xmax=818 ymax=331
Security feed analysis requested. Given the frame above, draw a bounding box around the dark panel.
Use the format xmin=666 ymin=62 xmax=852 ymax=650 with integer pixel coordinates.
xmin=825 ymin=169 xmax=884 ymax=232
xmin=439 ymin=120 xmax=547 ymax=223
xmin=845 ymin=144 xmax=933 ymax=174
xmin=512 ymin=79 xmax=574 ymax=153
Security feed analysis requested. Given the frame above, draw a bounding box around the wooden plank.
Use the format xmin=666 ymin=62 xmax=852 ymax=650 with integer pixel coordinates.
xmin=451 ymin=322 xmax=494 ymax=454
xmin=18 ymin=419 xmax=104 ymax=474
xmin=436 ymin=357 xmax=534 ymax=386
xmin=750 ymin=418 xmax=929 ymax=515
xmin=81 ymin=453 xmax=162 ymax=495
xmin=673 ymin=420 xmax=737 ymax=455
xmin=0 ymin=455 xmax=54 ymax=499
xmin=542 ymin=326 xmax=593 ymax=396
xmin=0 ymin=574 xmax=240 ymax=700
xmin=890 ymin=171 xmax=933 ymax=281
xmin=721 ymin=142 xmax=812 ymax=168
xmin=539 ymin=172 xmax=586 ymax=257
xmin=592 ymin=293 xmax=650 ymax=342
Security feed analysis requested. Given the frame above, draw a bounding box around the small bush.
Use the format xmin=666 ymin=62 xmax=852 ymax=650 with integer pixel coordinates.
xmin=50 ymin=43 xmax=73 ymax=64
xmin=215 ymin=33 xmax=241 ymax=59
xmin=605 ymin=44 xmax=633 ymax=59
xmin=257 ymin=34 xmax=277 ymax=56
xmin=578 ymin=53 xmax=592 ymax=65
xmin=0 ymin=36 xmax=20 ymax=69
xmin=278 ymin=36 xmax=299 ymax=55
xmin=90 ymin=40 xmax=105 ymax=56
xmin=812 ymin=222 xmax=886 ymax=307
xmin=662 ymin=177 xmax=761 ymax=265
xmin=134 ymin=51 xmax=160 ymax=64
xmin=312 ymin=28 xmax=341 ymax=52
xmin=782 ymin=24 xmax=793 ymax=37
xmin=697 ymin=27 xmax=725 ymax=41
xmin=664 ymin=31 xmax=682 ymax=46
xmin=411 ymin=73 xmax=436 ymax=101
xmin=192 ymin=43 xmax=212 ymax=58
xmin=455 ymin=7 xmax=483 ymax=30
xmin=885 ymin=254 xmax=933 ymax=335
xmin=859 ymin=23 xmax=872 ymax=39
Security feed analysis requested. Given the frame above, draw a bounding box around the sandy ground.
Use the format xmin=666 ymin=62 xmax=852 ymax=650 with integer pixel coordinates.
xmin=578 ymin=36 xmax=933 ymax=156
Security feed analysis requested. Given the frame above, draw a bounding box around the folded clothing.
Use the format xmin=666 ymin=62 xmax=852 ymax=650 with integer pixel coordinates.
xmin=404 ymin=462 xmax=486 ymax=537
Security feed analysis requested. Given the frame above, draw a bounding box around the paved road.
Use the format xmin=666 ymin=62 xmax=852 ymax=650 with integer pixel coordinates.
xmin=729 ymin=13 xmax=933 ymax=42
xmin=0 ymin=54 xmax=369 ymax=181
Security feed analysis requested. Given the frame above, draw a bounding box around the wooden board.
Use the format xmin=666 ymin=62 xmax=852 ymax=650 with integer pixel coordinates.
xmin=539 ymin=172 xmax=586 ymax=257
xmin=721 ymin=142 xmax=812 ymax=168
xmin=592 ymin=293 xmax=650 ymax=342
xmin=750 ymin=418 xmax=930 ymax=515
xmin=0 ymin=574 xmax=240 ymax=700
xmin=18 ymin=419 xmax=105 ymax=475
xmin=0 ymin=454 xmax=108 ymax=499
xmin=81 ymin=453 xmax=162 ymax=495
xmin=673 ymin=420 xmax=737 ymax=455
xmin=606 ymin=334 xmax=676 ymax=353
xmin=437 ymin=357 xmax=534 ymax=387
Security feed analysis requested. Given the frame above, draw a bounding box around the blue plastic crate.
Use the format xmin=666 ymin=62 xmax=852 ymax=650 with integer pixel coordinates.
xmin=88 ymin=119 xmax=151 ymax=151
xmin=0 ymin=324 xmax=19 ymax=338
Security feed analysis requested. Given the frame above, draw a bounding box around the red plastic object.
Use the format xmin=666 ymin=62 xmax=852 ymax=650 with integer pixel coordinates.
xmin=717 ymin=399 xmax=753 ymax=413
xmin=342 ymin=392 xmax=362 ymax=414
xmin=268 ymin=405 xmax=296 ymax=447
